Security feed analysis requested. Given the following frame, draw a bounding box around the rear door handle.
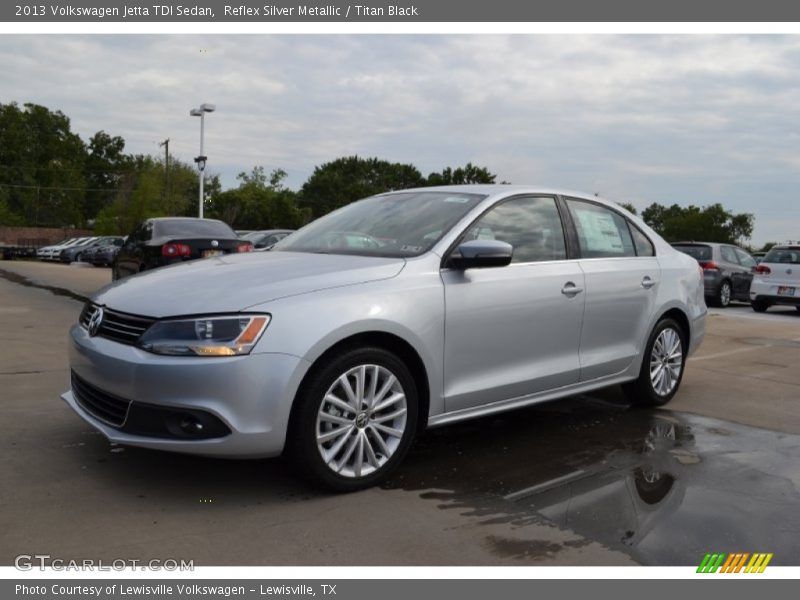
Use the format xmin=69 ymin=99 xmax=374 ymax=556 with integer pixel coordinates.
xmin=561 ymin=282 xmax=584 ymax=297
xmin=641 ymin=276 xmax=656 ymax=289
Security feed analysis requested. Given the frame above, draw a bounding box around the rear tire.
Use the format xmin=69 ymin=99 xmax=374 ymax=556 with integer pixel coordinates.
xmin=751 ymin=300 xmax=769 ymax=313
xmin=711 ymin=280 xmax=732 ymax=308
xmin=289 ymin=347 xmax=418 ymax=492
xmin=622 ymin=318 xmax=687 ymax=407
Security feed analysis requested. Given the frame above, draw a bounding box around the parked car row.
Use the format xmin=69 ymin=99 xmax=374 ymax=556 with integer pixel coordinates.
xmin=671 ymin=241 xmax=800 ymax=313
xmin=36 ymin=236 xmax=125 ymax=264
xmin=32 ymin=222 xmax=298 ymax=276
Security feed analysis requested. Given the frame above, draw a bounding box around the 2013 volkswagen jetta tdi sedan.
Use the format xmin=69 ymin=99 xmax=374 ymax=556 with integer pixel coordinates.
xmin=63 ymin=186 xmax=706 ymax=490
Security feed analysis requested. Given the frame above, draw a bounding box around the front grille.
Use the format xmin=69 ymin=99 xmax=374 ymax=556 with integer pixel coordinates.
xmin=71 ymin=371 xmax=131 ymax=427
xmin=80 ymin=303 xmax=156 ymax=346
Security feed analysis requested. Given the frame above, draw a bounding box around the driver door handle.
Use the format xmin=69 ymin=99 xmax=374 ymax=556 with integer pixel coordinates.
xmin=561 ymin=282 xmax=584 ymax=297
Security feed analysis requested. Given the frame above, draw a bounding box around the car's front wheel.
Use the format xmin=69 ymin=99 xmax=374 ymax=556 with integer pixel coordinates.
xmin=623 ymin=318 xmax=687 ymax=407
xmin=290 ymin=347 xmax=418 ymax=491
xmin=751 ymin=300 xmax=769 ymax=313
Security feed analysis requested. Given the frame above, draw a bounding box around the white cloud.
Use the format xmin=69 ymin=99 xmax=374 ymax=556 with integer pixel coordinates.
xmin=2 ymin=34 xmax=800 ymax=244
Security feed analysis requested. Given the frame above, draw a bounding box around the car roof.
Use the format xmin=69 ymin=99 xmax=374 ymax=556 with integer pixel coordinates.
xmin=385 ymin=184 xmax=619 ymax=203
xmin=672 ymin=241 xmax=723 ymax=247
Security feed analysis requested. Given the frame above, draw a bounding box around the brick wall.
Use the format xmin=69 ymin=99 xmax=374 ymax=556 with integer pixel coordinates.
xmin=0 ymin=226 xmax=93 ymax=247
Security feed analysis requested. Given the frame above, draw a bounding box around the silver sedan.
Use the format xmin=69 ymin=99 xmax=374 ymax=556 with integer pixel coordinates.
xmin=62 ymin=186 xmax=706 ymax=490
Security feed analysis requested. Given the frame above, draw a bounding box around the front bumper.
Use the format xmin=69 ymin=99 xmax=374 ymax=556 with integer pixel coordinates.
xmin=63 ymin=323 xmax=311 ymax=458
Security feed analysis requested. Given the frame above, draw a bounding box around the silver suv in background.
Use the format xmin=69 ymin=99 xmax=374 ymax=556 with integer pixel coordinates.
xmin=750 ymin=245 xmax=800 ymax=313
xmin=63 ymin=186 xmax=706 ymax=491
xmin=671 ymin=242 xmax=756 ymax=307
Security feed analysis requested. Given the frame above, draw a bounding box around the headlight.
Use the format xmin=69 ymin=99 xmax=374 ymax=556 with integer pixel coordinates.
xmin=138 ymin=314 xmax=271 ymax=357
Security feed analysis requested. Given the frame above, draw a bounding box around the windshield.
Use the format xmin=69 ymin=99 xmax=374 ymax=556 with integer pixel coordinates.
xmin=274 ymin=191 xmax=486 ymax=257
xmin=673 ymin=244 xmax=712 ymax=261
xmin=764 ymin=247 xmax=800 ymax=264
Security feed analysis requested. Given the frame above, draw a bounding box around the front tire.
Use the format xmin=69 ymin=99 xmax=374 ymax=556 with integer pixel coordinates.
xmin=751 ymin=300 xmax=769 ymax=313
xmin=623 ymin=318 xmax=687 ymax=407
xmin=289 ymin=347 xmax=418 ymax=492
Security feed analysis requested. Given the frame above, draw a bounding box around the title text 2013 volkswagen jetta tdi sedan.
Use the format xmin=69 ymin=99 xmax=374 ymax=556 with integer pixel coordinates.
xmin=63 ymin=186 xmax=706 ymax=491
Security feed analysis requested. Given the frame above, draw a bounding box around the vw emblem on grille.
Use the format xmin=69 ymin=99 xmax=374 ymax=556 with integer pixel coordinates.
xmin=211 ymin=240 xmax=219 ymax=248
xmin=87 ymin=307 xmax=104 ymax=337
xmin=787 ymin=268 xmax=793 ymax=275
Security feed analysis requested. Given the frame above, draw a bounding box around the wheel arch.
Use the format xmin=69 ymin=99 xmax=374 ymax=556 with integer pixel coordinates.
xmin=655 ymin=307 xmax=691 ymax=348
xmin=288 ymin=330 xmax=431 ymax=437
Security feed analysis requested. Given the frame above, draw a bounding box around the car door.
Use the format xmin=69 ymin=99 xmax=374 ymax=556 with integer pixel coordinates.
xmin=719 ymin=245 xmax=746 ymax=299
xmin=563 ymin=198 xmax=661 ymax=381
xmin=442 ymin=195 xmax=585 ymax=412
xmin=732 ymin=247 xmax=757 ymax=300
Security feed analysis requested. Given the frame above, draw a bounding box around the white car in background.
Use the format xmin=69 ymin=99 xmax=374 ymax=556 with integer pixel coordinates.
xmin=750 ymin=245 xmax=800 ymax=312
xmin=37 ymin=237 xmax=77 ymax=260
xmin=42 ymin=237 xmax=91 ymax=261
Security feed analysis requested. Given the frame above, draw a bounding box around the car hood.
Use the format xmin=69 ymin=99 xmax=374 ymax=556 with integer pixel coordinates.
xmin=93 ymin=251 xmax=406 ymax=318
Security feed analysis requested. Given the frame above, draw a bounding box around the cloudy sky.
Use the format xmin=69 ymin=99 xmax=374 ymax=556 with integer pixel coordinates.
xmin=2 ymin=34 xmax=800 ymax=244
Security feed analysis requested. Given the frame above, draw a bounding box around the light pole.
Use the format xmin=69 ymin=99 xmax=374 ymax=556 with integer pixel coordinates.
xmin=190 ymin=103 xmax=215 ymax=218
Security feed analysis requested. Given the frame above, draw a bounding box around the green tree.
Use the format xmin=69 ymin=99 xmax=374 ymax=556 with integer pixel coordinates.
xmin=0 ymin=102 xmax=87 ymax=226
xmin=300 ymin=156 xmax=425 ymax=217
xmin=641 ymin=202 xmax=754 ymax=244
xmin=615 ymin=202 xmax=637 ymax=215
xmin=207 ymin=166 xmax=309 ymax=229
xmin=426 ymin=162 xmax=496 ymax=186
xmin=94 ymin=156 xmax=206 ymax=235
xmin=84 ymin=130 xmax=129 ymax=221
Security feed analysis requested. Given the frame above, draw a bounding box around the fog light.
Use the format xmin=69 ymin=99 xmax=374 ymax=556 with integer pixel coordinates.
xmin=180 ymin=417 xmax=205 ymax=434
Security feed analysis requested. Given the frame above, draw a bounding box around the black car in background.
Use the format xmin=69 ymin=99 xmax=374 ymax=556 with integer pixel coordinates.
xmin=112 ymin=217 xmax=252 ymax=280
xmin=671 ymin=241 xmax=757 ymax=307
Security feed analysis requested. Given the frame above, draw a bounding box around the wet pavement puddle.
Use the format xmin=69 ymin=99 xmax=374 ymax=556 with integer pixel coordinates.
xmin=385 ymin=391 xmax=800 ymax=565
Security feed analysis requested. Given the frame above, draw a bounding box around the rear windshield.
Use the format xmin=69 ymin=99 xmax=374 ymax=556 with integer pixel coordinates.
xmin=154 ymin=220 xmax=236 ymax=239
xmin=673 ymin=244 xmax=712 ymax=261
xmin=763 ymin=247 xmax=800 ymax=265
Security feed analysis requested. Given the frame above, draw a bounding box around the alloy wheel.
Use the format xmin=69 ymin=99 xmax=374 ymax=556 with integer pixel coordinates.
xmin=719 ymin=282 xmax=731 ymax=306
xmin=649 ymin=327 xmax=683 ymax=397
xmin=315 ymin=364 xmax=408 ymax=478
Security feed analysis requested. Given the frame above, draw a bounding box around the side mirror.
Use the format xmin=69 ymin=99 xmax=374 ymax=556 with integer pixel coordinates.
xmin=447 ymin=240 xmax=513 ymax=270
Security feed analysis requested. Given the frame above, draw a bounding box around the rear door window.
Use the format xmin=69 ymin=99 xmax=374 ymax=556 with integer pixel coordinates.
xmin=734 ymin=248 xmax=756 ymax=269
xmin=566 ymin=199 xmax=636 ymax=258
xmin=720 ymin=246 xmax=739 ymax=264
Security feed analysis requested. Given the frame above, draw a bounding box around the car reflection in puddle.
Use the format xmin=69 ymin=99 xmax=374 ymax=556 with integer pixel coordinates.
xmin=384 ymin=391 xmax=800 ymax=565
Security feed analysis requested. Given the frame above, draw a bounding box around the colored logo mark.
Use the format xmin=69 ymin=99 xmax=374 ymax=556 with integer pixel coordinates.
xmin=697 ymin=553 xmax=773 ymax=573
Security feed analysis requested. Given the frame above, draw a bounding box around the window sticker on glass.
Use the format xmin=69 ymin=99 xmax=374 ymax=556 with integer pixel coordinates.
xmin=575 ymin=210 xmax=624 ymax=253
xmin=443 ymin=196 xmax=470 ymax=203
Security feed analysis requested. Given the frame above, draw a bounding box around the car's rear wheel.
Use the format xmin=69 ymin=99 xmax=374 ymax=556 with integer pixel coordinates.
xmin=751 ymin=300 xmax=769 ymax=313
xmin=623 ymin=318 xmax=686 ymax=407
xmin=290 ymin=347 xmax=418 ymax=491
xmin=712 ymin=280 xmax=732 ymax=308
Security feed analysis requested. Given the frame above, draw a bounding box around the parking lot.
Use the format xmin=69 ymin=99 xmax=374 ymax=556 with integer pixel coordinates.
xmin=1 ymin=260 xmax=800 ymax=566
